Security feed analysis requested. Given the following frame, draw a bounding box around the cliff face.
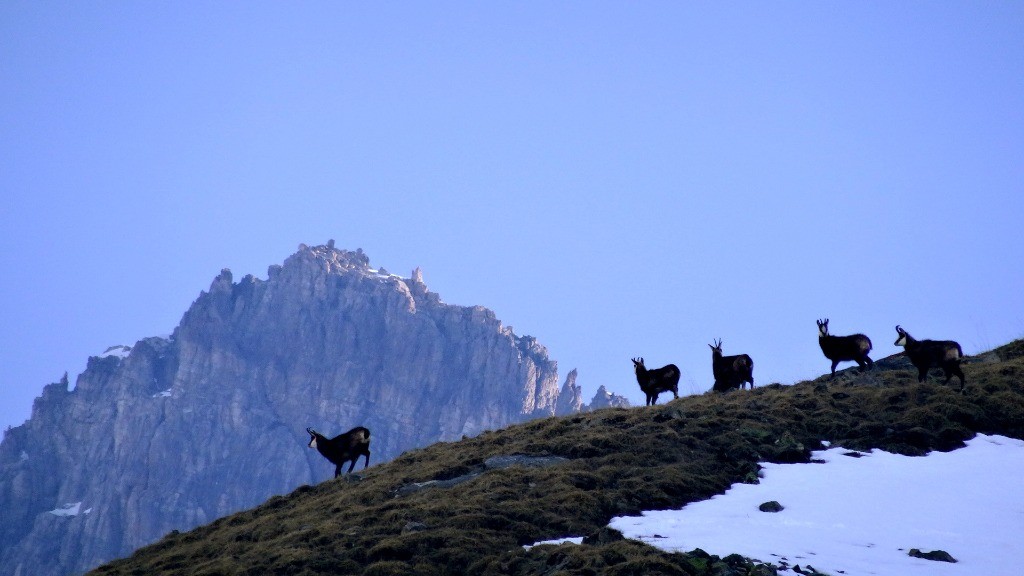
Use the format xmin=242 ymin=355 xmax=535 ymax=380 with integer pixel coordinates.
xmin=0 ymin=243 xmax=572 ymax=576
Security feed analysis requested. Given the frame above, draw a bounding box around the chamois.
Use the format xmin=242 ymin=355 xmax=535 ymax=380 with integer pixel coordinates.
xmin=307 ymin=426 xmax=371 ymax=478
xmin=894 ymin=325 xmax=965 ymax=391
xmin=631 ymin=357 xmax=680 ymax=406
xmin=709 ymin=339 xmax=754 ymax=392
xmin=817 ymin=318 xmax=873 ymax=377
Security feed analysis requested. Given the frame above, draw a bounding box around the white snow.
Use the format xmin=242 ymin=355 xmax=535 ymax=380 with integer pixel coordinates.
xmin=523 ymin=536 xmax=585 ymax=550
xmin=99 ymin=345 xmax=131 ymax=359
xmin=367 ymin=268 xmax=405 ymax=280
xmin=48 ymin=502 xmax=82 ymax=517
xmin=152 ymin=389 xmax=172 ymax=398
xmin=607 ymin=434 xmax=1024 ymax=576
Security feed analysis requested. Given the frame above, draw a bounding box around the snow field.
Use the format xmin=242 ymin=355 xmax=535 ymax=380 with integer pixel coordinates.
xmin=608 ymin=434 xmax=1024 ymax=575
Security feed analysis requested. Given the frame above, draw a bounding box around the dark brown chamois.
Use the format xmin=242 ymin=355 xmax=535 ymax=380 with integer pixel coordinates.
xmin=631 ymin=357 xmax=680 ymax=406
xmin=894 ymin=325 xmax=965 ymax=391
xmin=817 ymin=318 xmax=873 ymax=377
xmin=710 ymin=339 xmax=754 ymax=392
xmin=307 ymin=426 xmax=371 ymax=477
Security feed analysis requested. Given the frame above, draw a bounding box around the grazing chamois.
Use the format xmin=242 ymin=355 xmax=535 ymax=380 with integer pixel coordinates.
xmin=709 ymin=339 xmax=754 ymax=392
xmin=631 ymin=357 xmax=681 ymax=406
xmin=817 ymin=318 xmax=873 ymax=377
xmin=307 ymin=426 xmax=371 ymax=477
xmin=894 ymin=325 xmax=965 ymax=391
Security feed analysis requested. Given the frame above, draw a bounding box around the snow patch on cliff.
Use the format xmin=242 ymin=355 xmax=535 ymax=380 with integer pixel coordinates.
xmin=49 ymin=502 xmax=83 ymax=517
xmin=99 ymin=345 xmax=131 ymax=359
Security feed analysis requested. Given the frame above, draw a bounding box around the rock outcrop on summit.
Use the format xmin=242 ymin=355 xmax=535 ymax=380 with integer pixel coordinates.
xmin=0 ymin=243 xmax=584 ymax=576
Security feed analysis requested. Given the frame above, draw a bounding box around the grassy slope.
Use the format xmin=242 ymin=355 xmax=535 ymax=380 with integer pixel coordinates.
xmin=91 ymin=340 xmax=1024 ymax=576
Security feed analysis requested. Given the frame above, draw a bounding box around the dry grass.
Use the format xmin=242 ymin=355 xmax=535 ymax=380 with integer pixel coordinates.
xmin=91 ymin=341 xmax=1024 ymax=576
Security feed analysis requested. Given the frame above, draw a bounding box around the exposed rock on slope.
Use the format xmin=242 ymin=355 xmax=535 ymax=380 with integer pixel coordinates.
xmin=0 ymin=243 xmax=574 ymax=576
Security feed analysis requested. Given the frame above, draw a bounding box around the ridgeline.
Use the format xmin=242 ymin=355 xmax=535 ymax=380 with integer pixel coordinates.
xmin=91 ymin=340 xmax=1024 ymax=576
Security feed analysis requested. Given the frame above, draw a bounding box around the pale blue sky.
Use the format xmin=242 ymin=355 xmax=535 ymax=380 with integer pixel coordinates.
xmin=3 ymin=3 xmax=1023 ymax=432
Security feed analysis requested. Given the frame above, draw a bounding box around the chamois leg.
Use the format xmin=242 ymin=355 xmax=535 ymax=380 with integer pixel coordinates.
xmin=945 ymin=362 xmax=966 ymax=391
xmin=864 ymin=356 xmax=874 ymax=371
xmin=830 ymin=359 xmax=840 ymax=377
xmin=363 ymin=451 xmax=370 ymax=469
xmin=334 ymin=465 xmax=342 ymax=478
xmin=916 ymin=366 xmax=929 ymax=382
xmin=347 ymin=458 xmax=358 ymax=474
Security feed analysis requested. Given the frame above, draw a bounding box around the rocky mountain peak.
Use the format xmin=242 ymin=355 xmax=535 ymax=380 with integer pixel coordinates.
xmin=209 ymin=268 xmax=233 ymax=293
xmin=586 ymin=385 xmax=631 ymax=411
xmin=287 ymin=243 xmax=371 ymax=275
xmin=0 ymin=243 xmax=586 ymax=576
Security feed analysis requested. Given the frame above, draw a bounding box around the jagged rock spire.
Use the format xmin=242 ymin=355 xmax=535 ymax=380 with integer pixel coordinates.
xmin=555 ymin=369 xmax=583 ymax=415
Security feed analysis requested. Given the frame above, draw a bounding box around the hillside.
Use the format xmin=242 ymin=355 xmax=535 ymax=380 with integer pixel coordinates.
xmin=90 ymin=340 xmax=1024 ymax=576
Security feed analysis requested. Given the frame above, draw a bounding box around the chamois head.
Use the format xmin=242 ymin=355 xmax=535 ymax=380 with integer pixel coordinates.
xmin=306 ymin=427 xmax=319 ymax=449
xmin=709 ymin=339 xmax=723 ymax=356
xmin=894 ymin=325 xmax=909 ymax=347
xmin=817 ymin=319 xmax=830 ymax=338
xmin=631 ymin=357 xmax=645 ymax=373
